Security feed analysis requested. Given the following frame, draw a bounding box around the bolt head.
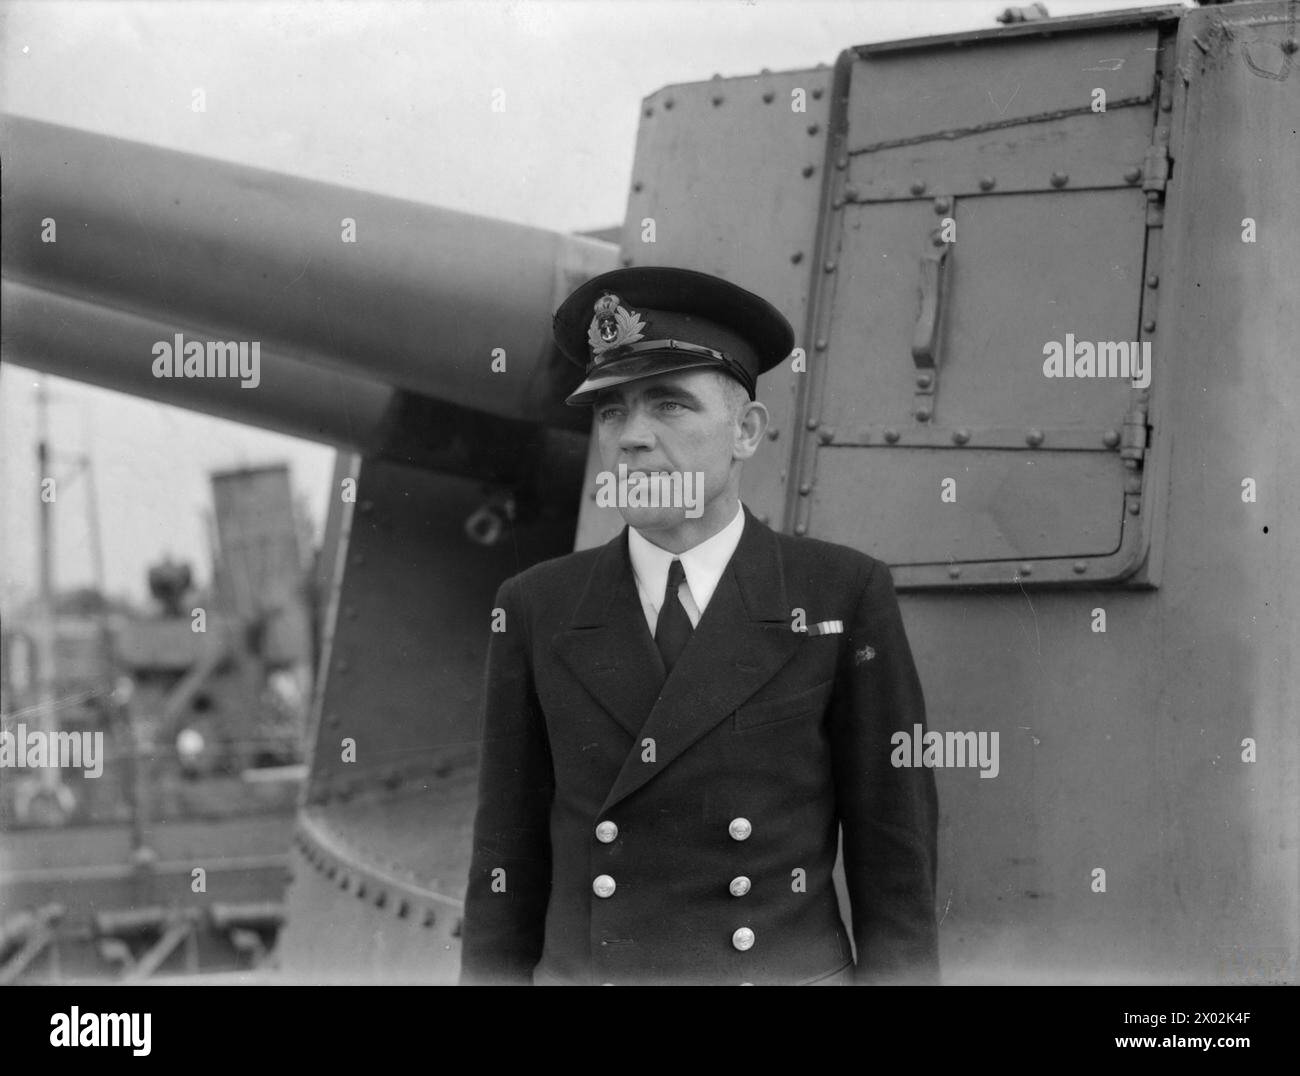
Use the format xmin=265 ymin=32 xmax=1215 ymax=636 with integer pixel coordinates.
xmin=1051 ymin=172 xmax=1069 ymax=188
xmin=909 ymin=180 xmax=927 ymax=196
xmin=978 ymin=176 xmax=996 ymax=191
xmin=1026 ymin=428 xmax=1044 ymax=447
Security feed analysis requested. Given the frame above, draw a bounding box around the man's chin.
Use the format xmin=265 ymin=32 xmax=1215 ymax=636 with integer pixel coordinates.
xmin=619 ymin=505 xmax=688 ymax=532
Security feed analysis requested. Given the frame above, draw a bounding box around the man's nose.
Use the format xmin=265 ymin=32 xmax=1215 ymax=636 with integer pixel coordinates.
xmin=618 ymin=406 xmax=656 ymax=451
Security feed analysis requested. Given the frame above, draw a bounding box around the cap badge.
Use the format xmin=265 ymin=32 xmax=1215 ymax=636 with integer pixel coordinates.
xmin=588 ymin=293 xmax=646 ymax=360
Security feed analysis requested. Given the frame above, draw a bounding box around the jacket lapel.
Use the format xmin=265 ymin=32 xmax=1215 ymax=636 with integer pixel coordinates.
xmin=554 ymin=527 xmax=666 ymax=739
xmin=598 ymin=505 xmax=800 ymax=813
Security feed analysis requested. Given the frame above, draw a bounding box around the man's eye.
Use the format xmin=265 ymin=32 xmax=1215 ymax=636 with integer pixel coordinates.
xmin=597 ymin=408 xmax=624 ymax=422
xmin=658 ymin=401 xmax=683 ymax=413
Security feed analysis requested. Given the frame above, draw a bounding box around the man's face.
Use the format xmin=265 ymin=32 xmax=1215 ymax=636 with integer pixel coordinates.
xmin=592 ymin=368 xmax=761 ymax=533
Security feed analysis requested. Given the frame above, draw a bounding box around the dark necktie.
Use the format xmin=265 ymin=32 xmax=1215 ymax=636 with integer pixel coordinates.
xmin=654 ymin=559 xmax=693 ymax=675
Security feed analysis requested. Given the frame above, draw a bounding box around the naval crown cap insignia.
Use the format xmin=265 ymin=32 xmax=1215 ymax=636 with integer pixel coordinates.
xmin=588 ymin=292 xmax=646 ymax=360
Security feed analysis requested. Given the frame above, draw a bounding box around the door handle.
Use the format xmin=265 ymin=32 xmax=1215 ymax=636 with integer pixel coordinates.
xmin=911 ymin=233 xmax=950 ymax=369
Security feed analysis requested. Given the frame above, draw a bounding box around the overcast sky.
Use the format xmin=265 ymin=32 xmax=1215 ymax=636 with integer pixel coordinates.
xmin=0 ymin=0 xmax=1158 ymax=606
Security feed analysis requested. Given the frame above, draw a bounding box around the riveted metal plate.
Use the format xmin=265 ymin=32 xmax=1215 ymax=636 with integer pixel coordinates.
xmin=811 ymin=446 xmax=1124 ymax=566
xmin=306 ymin=456 xmax=576 ymax=801
xmin=845 ymin=27 xmax=1160 ymax=150
xmin=848 ymin=107 xmax=1155 ymax=202
xmin=819 ymin=189 xmax=1145 ymax=435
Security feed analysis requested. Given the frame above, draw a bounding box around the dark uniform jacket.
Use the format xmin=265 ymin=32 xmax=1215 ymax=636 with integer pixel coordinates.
xmin=460 ymin=504 xmax=939 ymax=986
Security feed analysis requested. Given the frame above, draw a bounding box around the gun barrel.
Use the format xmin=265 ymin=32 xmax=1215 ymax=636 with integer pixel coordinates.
xmin=1 ymin=115 xmax=617 ymax=437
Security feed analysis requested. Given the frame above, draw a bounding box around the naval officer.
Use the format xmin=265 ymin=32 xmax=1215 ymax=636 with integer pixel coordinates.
xmin=460 ymin=266 xmax=939 ymax=986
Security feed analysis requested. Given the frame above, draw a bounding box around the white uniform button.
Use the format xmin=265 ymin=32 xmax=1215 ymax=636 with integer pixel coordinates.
xmin=595 ymin=820 xmax=618 ymax=843
xmin=729 ymin=876 xmax=751 ymax=897
xmin=592 ymin=874 xmax=616 ymax=898
xmin=732 ymin=927 xmax=755 ymax=951
xmin=728 ymin=817 xmax=752 ymax=841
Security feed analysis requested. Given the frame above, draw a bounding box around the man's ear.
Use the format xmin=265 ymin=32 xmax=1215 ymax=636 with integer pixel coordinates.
xmin=734 ymin=400 xmax=769 ymax=460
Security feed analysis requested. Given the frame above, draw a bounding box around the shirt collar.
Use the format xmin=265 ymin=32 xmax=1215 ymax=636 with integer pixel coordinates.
xmin=627 ymin=502 xmax=746 ymax=614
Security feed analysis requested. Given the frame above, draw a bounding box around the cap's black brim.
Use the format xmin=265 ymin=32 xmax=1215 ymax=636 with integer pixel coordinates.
xmin=564 ymin=354 xmax=729 ymax=406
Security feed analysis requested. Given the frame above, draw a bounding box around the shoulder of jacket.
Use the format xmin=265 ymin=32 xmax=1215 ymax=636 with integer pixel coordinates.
xmin=770 ymin=528 xmax=884 ymax=588
xmin=501 ymin=545 xmax=605 ymax=599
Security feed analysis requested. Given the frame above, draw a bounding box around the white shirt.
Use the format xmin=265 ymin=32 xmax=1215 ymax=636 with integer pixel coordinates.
xmin=627 ymin=502 xmax=745 ymax=636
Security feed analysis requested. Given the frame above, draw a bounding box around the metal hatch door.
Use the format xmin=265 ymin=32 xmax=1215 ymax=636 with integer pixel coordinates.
xmin=795 ymin=16 xmax=1175 ymax=588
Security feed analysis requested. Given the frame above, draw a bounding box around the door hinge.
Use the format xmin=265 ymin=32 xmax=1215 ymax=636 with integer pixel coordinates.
xmin=1120 ymin=405 xmax=1149 ymax=469
xmin=1142 ymin=131 xmax=1171 ymax=196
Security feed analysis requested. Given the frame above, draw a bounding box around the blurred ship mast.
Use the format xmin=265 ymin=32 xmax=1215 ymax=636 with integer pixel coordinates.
xmin=23 ymin=382 xmax=117 ymax=822
xmin=31 ymin=380 xmax=61 ymax=801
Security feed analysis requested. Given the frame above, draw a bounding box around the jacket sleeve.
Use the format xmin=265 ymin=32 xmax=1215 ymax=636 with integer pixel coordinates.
xmin=829 ymin=557 xmax=940 ymax=985
xmin=458 ymin=575 xmax=555 ymax=985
